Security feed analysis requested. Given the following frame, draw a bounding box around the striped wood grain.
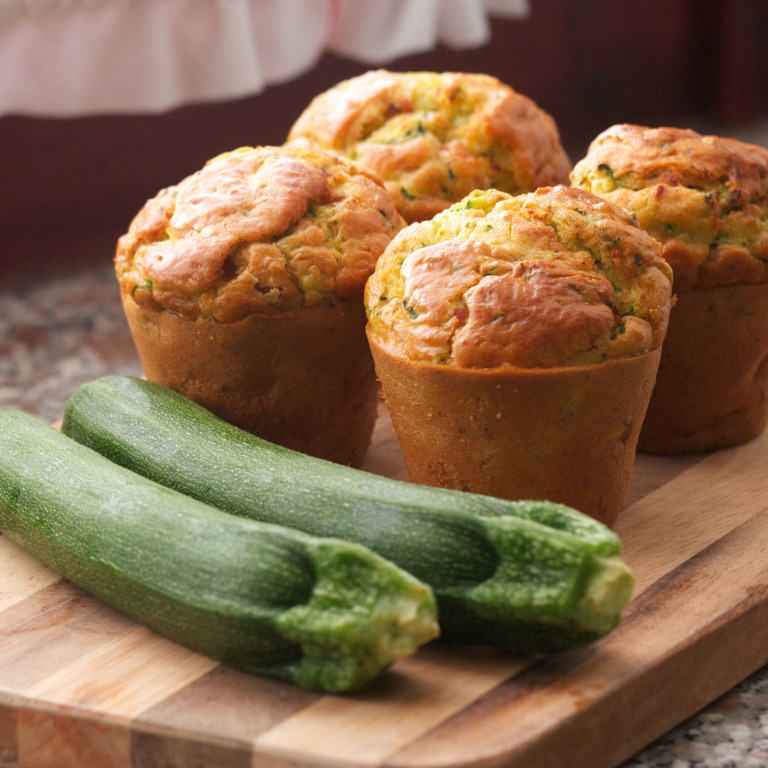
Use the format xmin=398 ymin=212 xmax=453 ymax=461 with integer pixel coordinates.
xmin=0 ymin=408 xmax=766 ymax=768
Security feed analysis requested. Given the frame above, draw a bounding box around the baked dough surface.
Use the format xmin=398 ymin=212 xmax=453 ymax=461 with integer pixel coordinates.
xmin=288 ymin=70 xmax=571 ymax=222
xmin=571 ymin=124 xmax=768 ymax=290
xmin=116 ymin=145 xmax=404 ymax=321
xmin=365 ymin=185 xmax=673 ymax=368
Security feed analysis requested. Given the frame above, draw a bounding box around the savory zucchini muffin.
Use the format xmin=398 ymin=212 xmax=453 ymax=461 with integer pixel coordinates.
xmin=572 ymin=125 xmax=768 ymax=452
xmin=116 ymin=145 xmax=404 ymax=466
xmin=287 ymin=70 xmax=571 ymax=223
xmin=365 ymin=185 xmax=673 ymax=525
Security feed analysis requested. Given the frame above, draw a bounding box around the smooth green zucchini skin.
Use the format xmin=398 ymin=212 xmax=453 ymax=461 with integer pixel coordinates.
xmin=0 ymin=410 xmax=439 ymax=692
xmin=63 ymin=376 xmax=636 ymax=655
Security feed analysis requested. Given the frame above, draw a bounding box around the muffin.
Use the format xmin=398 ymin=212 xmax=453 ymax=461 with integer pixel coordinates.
xmin=287 ymin=70 xmax=571 ymax=223
xmin=116 ymin=145 xmax=404 ymax=466
xmin=571 ymin=125 xmax=768 ymax=452
xmin=365 ymin=185 xmax=673 ymax=526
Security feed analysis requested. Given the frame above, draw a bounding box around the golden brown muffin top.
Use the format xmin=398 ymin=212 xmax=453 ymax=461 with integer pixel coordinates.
xmin=571 ymin=124 xmax=768 ymax=290
xmin=365 ymin=186 xmax=673 ymax=369
xmin=287 ymin=70 xmax=571 ymax=224
xmin=115 ymin=145 xmax=404 ymax=321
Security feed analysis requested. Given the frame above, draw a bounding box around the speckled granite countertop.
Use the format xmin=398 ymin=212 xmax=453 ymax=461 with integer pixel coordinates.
xmin=1 ymin=262 xmax=767 ymax=768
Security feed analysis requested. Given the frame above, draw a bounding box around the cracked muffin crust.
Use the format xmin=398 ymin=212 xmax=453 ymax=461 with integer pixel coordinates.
xmin=365 ymin=185 xmax=674 ymax=369
xmin=115 ymin=145 xmax=404 ymax=466
xmin=116 ymin=145 xmax=404 ymax=322
xmin=287 ymin=70 xmax=571 ymax=223
xmin=571 ymin=124 xmax=768 ymax=291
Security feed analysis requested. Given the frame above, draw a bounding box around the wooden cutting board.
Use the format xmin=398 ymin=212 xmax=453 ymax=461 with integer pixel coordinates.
xmin=1 ymin=404 xmax=767 ymax=768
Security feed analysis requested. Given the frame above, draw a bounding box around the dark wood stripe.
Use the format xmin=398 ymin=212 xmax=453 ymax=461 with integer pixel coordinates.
xmin=0 ymin=704 xmax=17 ymax=768
xmin=131 ymin=731 xmax=251 ymax=768
xmin=134 ymin=666 xmax=320 ymax=749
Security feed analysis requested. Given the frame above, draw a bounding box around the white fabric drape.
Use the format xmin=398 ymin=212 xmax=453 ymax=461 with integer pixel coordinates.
xmin=0 ymin=0 xmax=529 ymax=116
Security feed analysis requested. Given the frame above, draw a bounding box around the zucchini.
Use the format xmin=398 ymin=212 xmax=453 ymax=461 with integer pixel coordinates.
xmin=0 ymin=410 xmax=439 ymax=693
xmin=63 ymin=376 xmax=635 ymax=655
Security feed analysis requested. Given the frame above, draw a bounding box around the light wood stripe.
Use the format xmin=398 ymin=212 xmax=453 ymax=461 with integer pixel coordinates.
xmin=27 ymin=625 xmax=218 ymax=718
xmin=0 ymin=536 xmax=60 ymax=613
xmin=255 ymin=645 xmax=528 ymax=766
xmin=0 ymin=582 xmax=135 ymax=692
xmin=17 ymin=707 xmax=133 ymax=768
xmin=617 ymin=430 xmax=768 ymax=595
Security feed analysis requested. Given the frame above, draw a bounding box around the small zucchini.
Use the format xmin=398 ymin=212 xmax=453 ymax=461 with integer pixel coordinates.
xmin=63 ymin=376 xmax=635 ymax=655
xmin=0 ymin=410 xmax=439 ymax=693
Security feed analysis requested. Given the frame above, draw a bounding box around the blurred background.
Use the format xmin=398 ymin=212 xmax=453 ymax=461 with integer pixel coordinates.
xmin=2 ymin=0 xmax=767 ymax=289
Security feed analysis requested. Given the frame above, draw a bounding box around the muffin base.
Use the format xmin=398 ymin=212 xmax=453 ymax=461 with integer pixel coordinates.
xmin=369 ymin=332 xmax=661 ymax=527
xmin=638 ymin=282 xmax=768 ymax=454
xmin=122 ymin=294 xmax=379 ymax=467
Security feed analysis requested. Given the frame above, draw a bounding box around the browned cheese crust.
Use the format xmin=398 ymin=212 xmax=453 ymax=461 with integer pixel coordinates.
xmin=115 ymin=145 xmax=404 ymax=321
xmin=287 ymin=70 xmax=571 ymax=223
xmin=365 ymin=186 xmax=673 ymax=369
xmin=571 ymin=124 xmax=768 ymax=291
